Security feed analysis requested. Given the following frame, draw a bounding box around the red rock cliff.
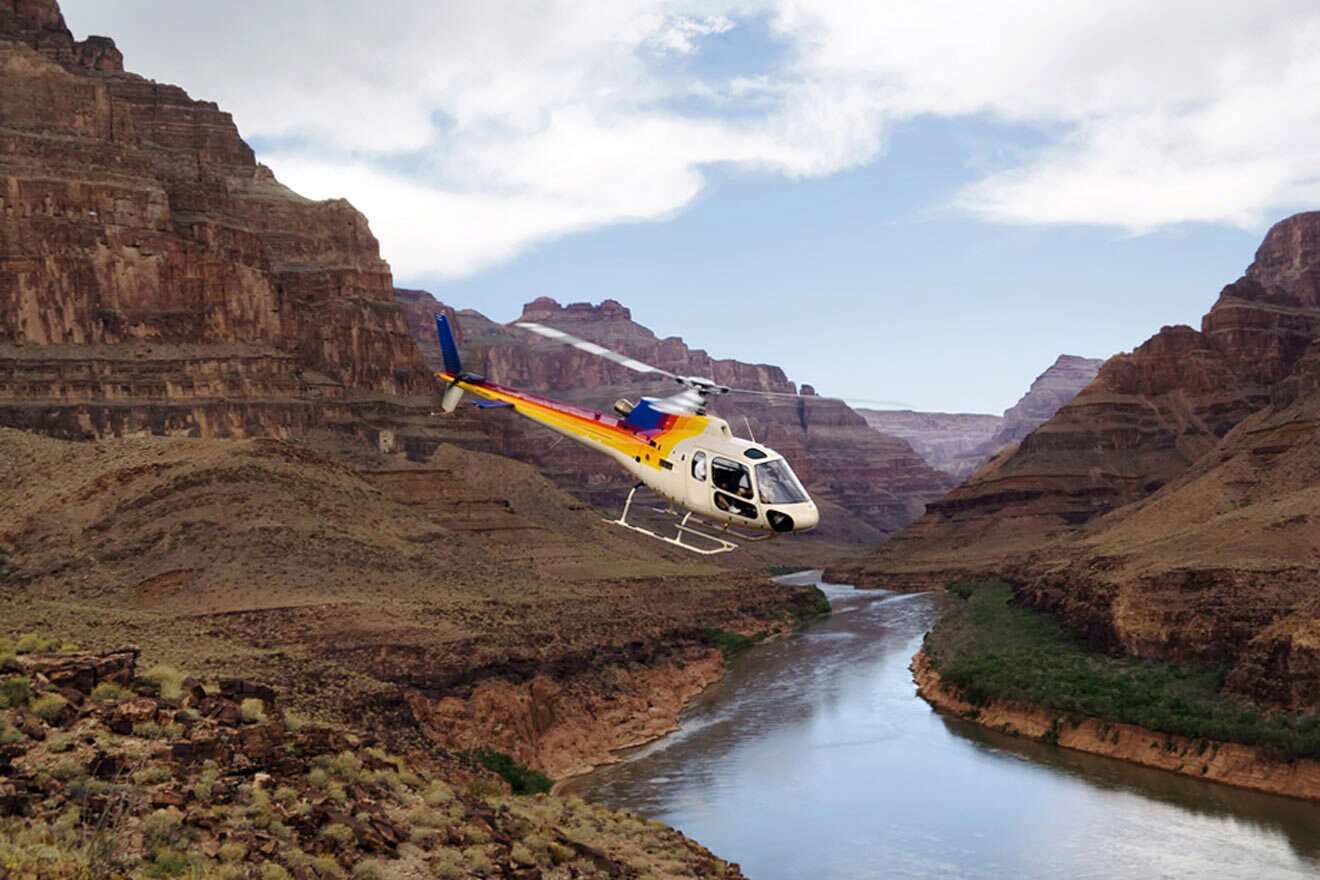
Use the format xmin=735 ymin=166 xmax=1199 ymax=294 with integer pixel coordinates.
xmin=0 ymin=0 xmax=433 ymax=439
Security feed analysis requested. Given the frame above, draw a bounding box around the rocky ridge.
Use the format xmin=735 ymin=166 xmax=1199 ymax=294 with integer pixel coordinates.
xmin=0 ymin=0 xmax=434 ymax=442
xmin=397 ymin=292 xmax=954 ymax=549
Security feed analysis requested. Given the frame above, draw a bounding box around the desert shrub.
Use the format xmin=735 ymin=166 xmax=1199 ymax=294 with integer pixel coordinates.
xmin=91 ymin=681 xmax=135 ymax=702
xmin=239 ymin=698 xmax=267 ymax=723
xmin=468 ymin=749 xmax=553 ymax=795
xmin=422 ymin=779 xmax=454 ymax=806
xmin=30 ymin=693 xmax=69 ymax=722
xmin=409 ymin=807 xmax=448 ymax=828
xmin=311 ymin=856 xmax=344 ymax=877
xmin=133 ymin=766 xmax=173 ymax=785
xmin=141 ymin=808 xmax=188 ymax=850
xmin=133 ymin=722 xmax=164 ymax=740
xmin=0 ymin=675 xmax=31 ymax=708
xmin=143 ymin=666 xmax=184 ymax=702
xmin=14 ymin=633 xmax=60 ymax=654
xmin=329 ymin=751 xmax=362 ymax=779
xmin=282 ymin=709 xmax=305 ymax=732
xmin=217 ymin=842 xmax=248 ymax=863
xmin=49 ymin=758 xmax=85 ymax=781
xmin=0 ymin=726 xmax=23 ymax=745
xmin=430 ymin=850 xmax=463 ymax=879
xmin=319 ymin=823 xmax=354 ymax=846
xmin=272 ymin=785 xmax=299 ymax=806
xmin=260 ymin=863 xmax=291 ymax=880
xmin=702 ymin=628 xmax=763 ymax=657
xmin=144 ymin=851 xmax=190 ymax=879
xmin=352 ymin=860 xmax=386 ymax=880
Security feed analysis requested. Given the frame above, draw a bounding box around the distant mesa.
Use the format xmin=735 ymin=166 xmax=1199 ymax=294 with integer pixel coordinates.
xmin=860 ymin=353 xmax=1104 ymax=482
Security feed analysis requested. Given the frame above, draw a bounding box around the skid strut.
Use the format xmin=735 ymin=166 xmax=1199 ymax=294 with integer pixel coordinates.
xmin=607 ymin=485 xmax=741 ymax=555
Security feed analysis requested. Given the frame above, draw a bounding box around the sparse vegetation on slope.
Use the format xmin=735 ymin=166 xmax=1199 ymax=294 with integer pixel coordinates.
xmin=0 ymin=644 xmax=748 ymax=879
xmin=925 ymin=582 xmax=1320 ymax=760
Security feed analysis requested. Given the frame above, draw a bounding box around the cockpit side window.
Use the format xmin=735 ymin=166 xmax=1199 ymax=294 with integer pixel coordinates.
xmin=711 ymin=457 xmax=754 ymax=499
xmin=691 ymin=450 xmax=708 ymax=481
xmin=755 ymin=459 xmax=809 ymax=504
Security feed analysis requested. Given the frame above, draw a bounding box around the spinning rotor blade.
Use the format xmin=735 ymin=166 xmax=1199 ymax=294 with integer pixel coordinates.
xmin=724 ymin=387 xmax=913 ymax=409
xmin=514 ymin=322 xmax=684 ymax=382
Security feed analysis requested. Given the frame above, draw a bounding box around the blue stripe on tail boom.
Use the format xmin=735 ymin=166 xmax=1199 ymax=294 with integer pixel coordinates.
xmin=434 ymin=313 xmax=463 ymax=375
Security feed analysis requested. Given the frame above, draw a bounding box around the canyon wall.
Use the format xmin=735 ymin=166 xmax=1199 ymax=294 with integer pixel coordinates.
xmin=0 ymin=0 xmax=434 ymax=441
xmin=398 ymin=292 xmax=954 ymax=543
xmin=836 ymin=211 xmax=1320 ymax=708
xmin=858 ymin=410 xmax=1003 ymax=477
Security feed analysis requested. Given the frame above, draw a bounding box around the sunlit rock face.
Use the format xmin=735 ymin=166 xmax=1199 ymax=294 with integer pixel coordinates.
xmin=397 ymin=291 xmax=954 ymax=541
xmin=0 ymin=0 xmax=433 ymax=439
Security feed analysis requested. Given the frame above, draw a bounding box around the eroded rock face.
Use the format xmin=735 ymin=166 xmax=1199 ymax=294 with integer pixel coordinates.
xmin=0 ymin=0 xmax=433 ymax=439
xmin=398 ymin=291 xmax=953 ymax=540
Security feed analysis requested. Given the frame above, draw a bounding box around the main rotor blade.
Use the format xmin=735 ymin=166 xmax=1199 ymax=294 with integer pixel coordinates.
xmin=726 ymin=387 xmax=913 ymax=409
xmin=514 ymin=322 xmax=683 ymax=382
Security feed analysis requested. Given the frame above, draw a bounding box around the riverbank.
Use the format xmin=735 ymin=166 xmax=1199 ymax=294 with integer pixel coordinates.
xmin=912 ymin=650 xmax=1320 ymax=801
xmin=915 ymin=580 xmax=1320 ymax=801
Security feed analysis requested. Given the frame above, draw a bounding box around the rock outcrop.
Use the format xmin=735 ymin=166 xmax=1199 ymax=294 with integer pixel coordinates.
xmin=397 ymin=292 xmax=954 ymax=545
xmin=0 ymin=0 xmax=434 ymax=441
xmin=860 ymin=355 xmax=1103 ymax=482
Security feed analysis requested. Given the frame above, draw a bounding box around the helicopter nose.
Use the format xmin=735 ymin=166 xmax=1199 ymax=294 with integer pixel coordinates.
xmin=797 ymin=504 xmax=819 ymax=532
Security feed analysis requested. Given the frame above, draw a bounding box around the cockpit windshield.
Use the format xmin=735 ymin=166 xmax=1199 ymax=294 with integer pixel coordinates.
xmin=755 ymin=459 xmax=808 ymax=504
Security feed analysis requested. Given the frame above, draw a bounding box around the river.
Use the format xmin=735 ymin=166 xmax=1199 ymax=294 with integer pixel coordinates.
xmin=564 ymin=572 xmax=1320 ymax=879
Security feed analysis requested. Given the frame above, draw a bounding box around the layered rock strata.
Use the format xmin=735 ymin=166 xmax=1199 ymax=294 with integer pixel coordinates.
xmin=834 ymin=213 xmax=1320 ymax=587
xmin=0 ymin=0 xmax=433 ymax=441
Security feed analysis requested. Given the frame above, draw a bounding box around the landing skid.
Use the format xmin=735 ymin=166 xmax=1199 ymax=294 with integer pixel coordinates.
xmin=606 ymin=485 xmax=776 ymax=555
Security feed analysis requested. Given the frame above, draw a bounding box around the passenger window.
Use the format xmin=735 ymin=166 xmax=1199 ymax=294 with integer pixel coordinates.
xmin=712 ymin=457 xmax=754 ymax=499
xmin=692 ymin=451 xmax=708 ymax=481
xmin=714 ymin=491 xmax=757 ymax=519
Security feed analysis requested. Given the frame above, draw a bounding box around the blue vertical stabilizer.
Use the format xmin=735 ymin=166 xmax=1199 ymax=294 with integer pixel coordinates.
xmin=434 ymin=313 xmax=463 ymax=375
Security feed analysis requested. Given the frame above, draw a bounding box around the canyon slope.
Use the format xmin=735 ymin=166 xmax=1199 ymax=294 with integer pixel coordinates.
xmin=835 ymin=211 xmax=1320 ymax=708
xmin=397 ymin=292 xmax=955 ymax=550
xmin=0 ymin=0 xmax=831 ymax=805
xmin=861 ymin=354 xmax=1103 ymax=481
xmin=0 ymin=0 xmax=434 ymax=442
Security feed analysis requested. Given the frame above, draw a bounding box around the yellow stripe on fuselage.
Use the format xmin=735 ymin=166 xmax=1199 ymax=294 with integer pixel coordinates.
xmin=438 ymin=373 xmax=711 ymax=470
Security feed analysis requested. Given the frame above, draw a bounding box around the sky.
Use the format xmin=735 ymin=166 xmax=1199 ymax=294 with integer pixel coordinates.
xmin=61 ymin=1 xmax=1320 ymax=413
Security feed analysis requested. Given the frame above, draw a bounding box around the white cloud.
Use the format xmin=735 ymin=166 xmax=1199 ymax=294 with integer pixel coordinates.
xmin=60 ymin=0 xmax=1320 ymax=279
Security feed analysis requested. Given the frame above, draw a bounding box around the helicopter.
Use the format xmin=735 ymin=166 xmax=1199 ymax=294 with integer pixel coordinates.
xmin=431 ymin=313 xmax=819 ymax=554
